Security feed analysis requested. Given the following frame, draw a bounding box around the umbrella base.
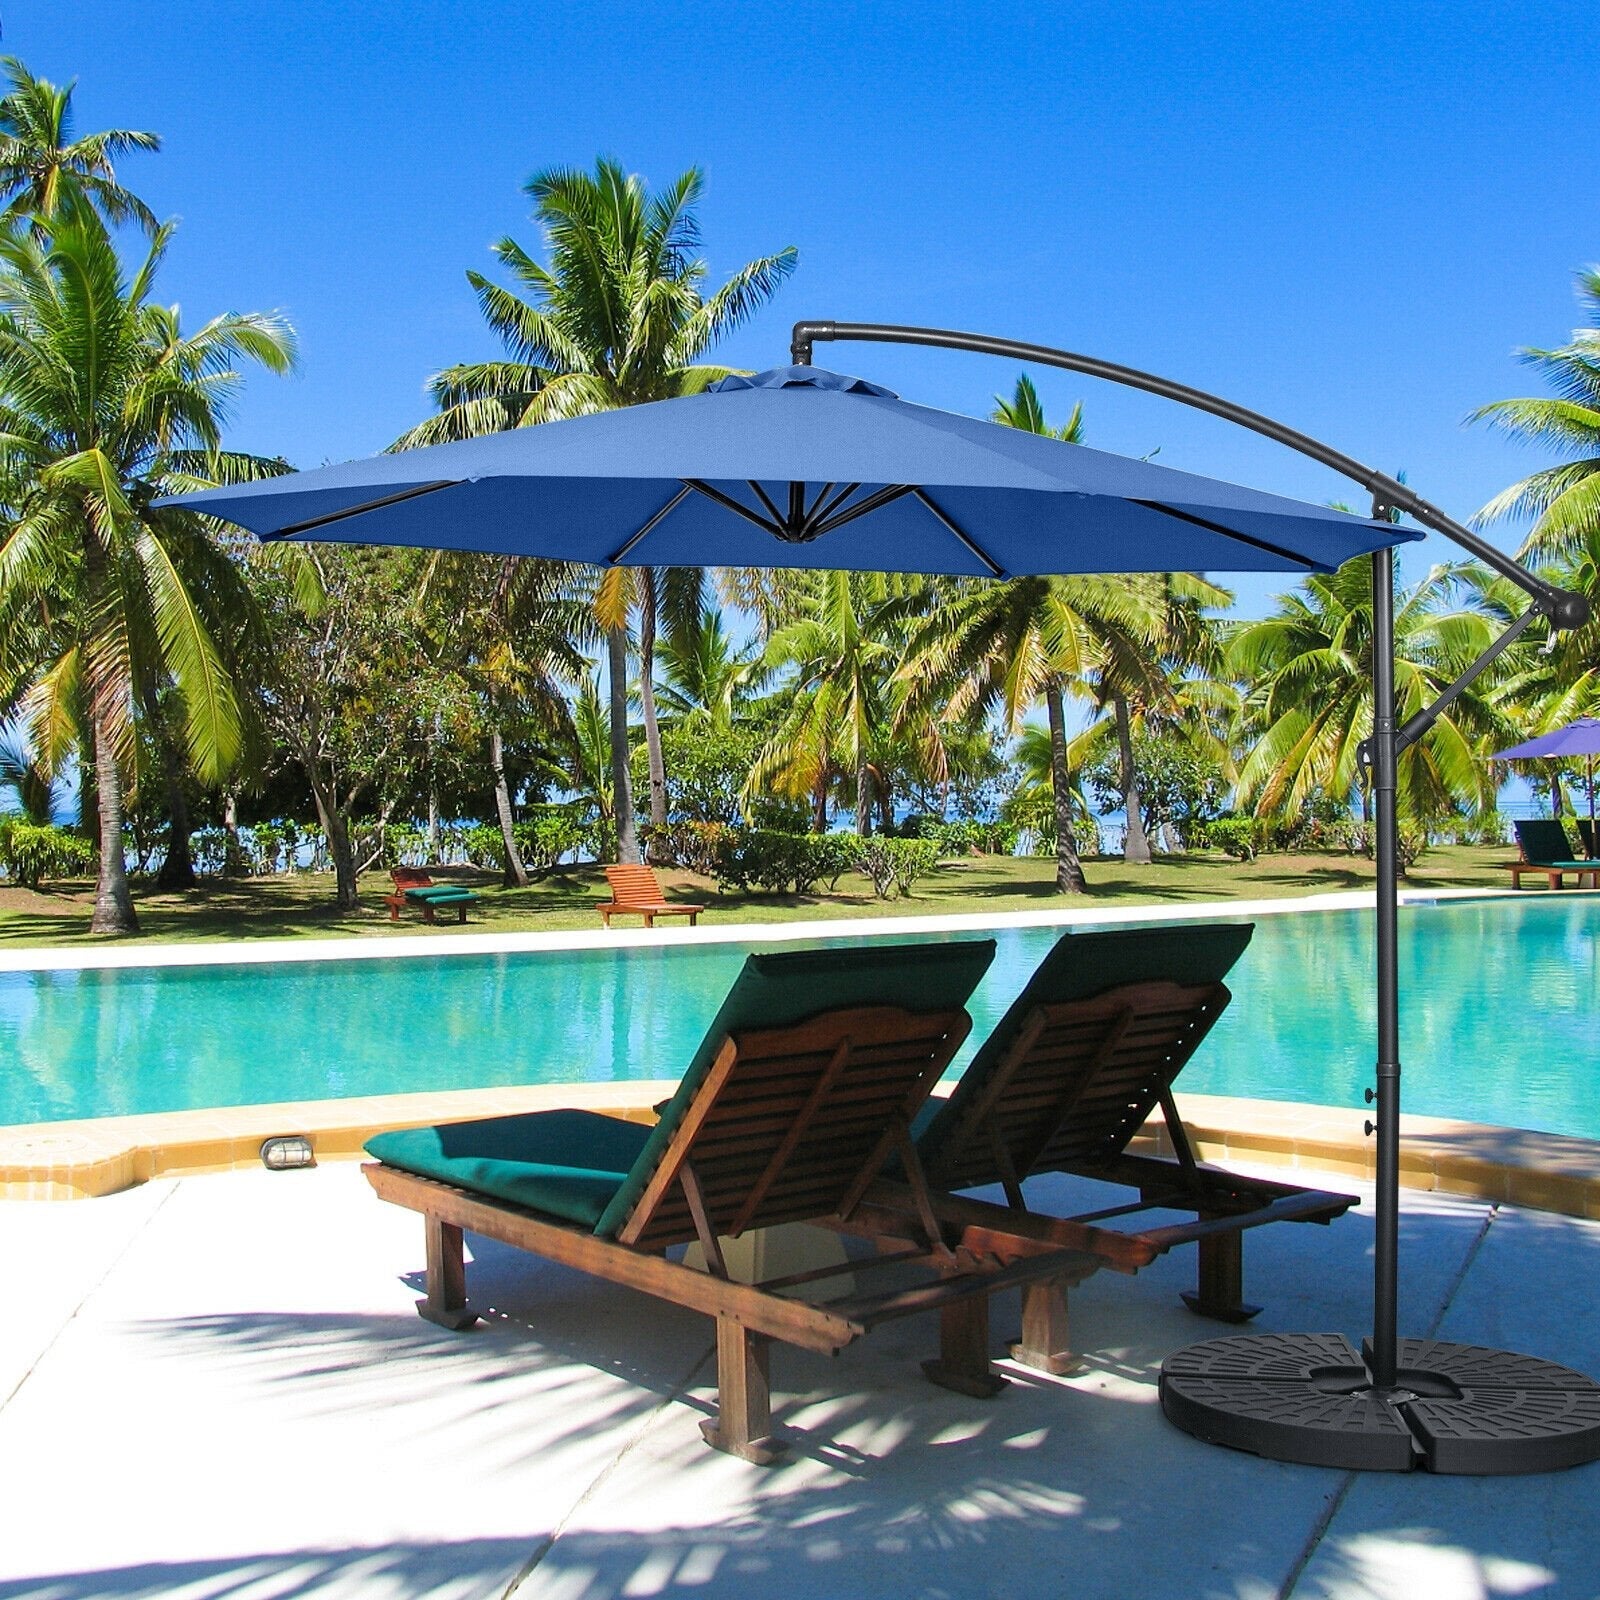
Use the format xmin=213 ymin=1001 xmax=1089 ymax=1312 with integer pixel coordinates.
xmin=1160 ymin=1332 xmax=1600 ymax=1474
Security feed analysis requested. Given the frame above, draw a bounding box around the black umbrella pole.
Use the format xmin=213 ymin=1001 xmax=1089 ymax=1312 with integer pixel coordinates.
xmin=1369 ymin=546 xmax=1401 ymax=1389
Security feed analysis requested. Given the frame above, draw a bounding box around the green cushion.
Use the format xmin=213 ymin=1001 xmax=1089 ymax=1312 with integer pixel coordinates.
xmin=915 ymin=922 xmax=1253 ymax=1172
xmin=590 ymin=938 xmax=997 ymax=1238
xmin=365 ymin=1109 xmax=652 ymax=1227
xmin=404 ymin=886 xmax=479 ymax=902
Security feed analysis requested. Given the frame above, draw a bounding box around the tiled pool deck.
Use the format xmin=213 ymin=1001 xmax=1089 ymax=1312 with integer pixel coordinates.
xmin=2 ymin=889 xmax=1595 ymax=1595
xmin=1 ymin=1157 xmax=1595 ymax=1599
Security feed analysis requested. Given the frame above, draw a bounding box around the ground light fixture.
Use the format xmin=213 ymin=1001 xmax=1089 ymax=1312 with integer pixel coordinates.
xmin=789 ymin=319 xmax=1600 ymax=1474
xmin=159 ymin=318 xmax=1600 ymax=1472
xmin=260 ymin=1135 xmax=315 ymax=1171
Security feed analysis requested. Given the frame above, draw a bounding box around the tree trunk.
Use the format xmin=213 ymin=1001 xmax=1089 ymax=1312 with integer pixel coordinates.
xmin=222 ymin=787 xmax=247 ymax=877
xmin=855 ymin=759 xmax=872 ymax=837
xmin=1045 ymin=678 xmax=1088 ymax=894
xmin=812 ymin=777 xmax=828 ymax=833
xmin=154 ymin=772 xmax=197 ymax=891
xmin=490 ymin=724 xmax=528 ymax=888
xmin=426 ymin=788 xmax=441 ymax=863
xmin=639 ymin=572 xmax=668 ymax=830
xmin=1115 ymin=696 xmax=1153 ymax=865
xmin=88 ymin=708 xmax=139 ymax=934
xmin=606 ymin=625 xmax=640 ymax=863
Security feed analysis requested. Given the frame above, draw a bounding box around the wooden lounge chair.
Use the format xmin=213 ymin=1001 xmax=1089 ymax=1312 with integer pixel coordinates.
xmin=908 ymin=923 xmax=1357 ymax=1375
xmin=596 ymin=862 xmax=705 ymax=927
xmin=1501 ymin=820 xmax=1599 ymax=890
xmin=385 ymin=865 xmax=479 ymax=924
xmin=363 ymin=941 xmax=1106 ymax=1462
xmin=1578 ymin=819 xmax=1598 ymax=859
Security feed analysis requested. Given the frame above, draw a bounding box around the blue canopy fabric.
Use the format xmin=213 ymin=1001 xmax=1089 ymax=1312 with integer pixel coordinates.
xmin=157 ymin=365 xmax=1421 ymax=577
xmin=1492 ymin=718 xmax=1600 ymax=761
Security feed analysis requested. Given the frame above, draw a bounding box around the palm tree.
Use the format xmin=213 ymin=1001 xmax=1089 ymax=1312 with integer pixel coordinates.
xmin=0 ymin=732 xmax=56 ymax=823
xmin=1472 ymin=268 xmax=1600 ymax=563
xmin=418 ymin=553 xmax=591 ymax=885
xmin=1229 ymin=560 xmax=1513 ymax=836
xmin=993 ymin=372 xmax=1084 ymax=442
xmin=750 ymin=572 xmax=901 ymax=835
xmin=655 ymin=605 xmax=767 ymax=731
xmin=397 ymin=158 xmax=796 ymax=860
xmin=0 ymin=57 xmax=159 ymax=232
xmin=0 ymin=199 xmax=294 ymax=932
xmin=901 ymin=574 xmax=1165 ymax=892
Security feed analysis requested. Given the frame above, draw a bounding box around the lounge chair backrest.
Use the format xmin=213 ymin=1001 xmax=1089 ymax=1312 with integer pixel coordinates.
xmin=592 ymin=938 xmax=997 ymax=1239
xmin=1514 ymin=819 xmax=1578 ymax=864
xmin=615 ymin=1001 xmax=972 ymax=1252
xmin=917 ymin=923 xmax=1252 ymax=1189
xmin=1579 ymin=819 xmax=1598 ymax=858
xmin=392 ymin=865 xmax=434 ymax=888
xmin=605 ymin=863 xmax=667 ymax=903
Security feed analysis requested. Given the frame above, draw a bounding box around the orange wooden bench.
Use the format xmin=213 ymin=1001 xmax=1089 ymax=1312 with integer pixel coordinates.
xmin=597 ymin=863 xmax=705 ymax=927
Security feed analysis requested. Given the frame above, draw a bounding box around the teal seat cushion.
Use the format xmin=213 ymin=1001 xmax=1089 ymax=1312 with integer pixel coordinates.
xmin=405 ymin=886 xmax=479 ymax=902
xmin=367 ymin=939 xmax=996 ymax=1238
xmin=365 ymin=1109 xmax=652 ymax=1228
xmin=590 ymin=938 xmax=997 ymax=1238
xmin=916 ymin=922 xmax=1254 ymax=1174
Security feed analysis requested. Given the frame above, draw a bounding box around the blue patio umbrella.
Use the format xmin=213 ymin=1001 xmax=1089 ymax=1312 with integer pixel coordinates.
xmin=156 ymin=366 xmax=1419 ymax=576
xmin=158 ymin=326 xmax=1600 ymax=1474
xmin=1493 ymin=717 xmax=1600 ymax=845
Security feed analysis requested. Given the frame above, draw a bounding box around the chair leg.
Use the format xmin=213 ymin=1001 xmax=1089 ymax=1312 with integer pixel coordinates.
xmin=1008 ymin=1278 xmax=1081 ymax=1375
xmin=922 ymin=1293 xmax=1007 ymax=1398
xmin=700 ymin=1313 xmax=785 ymax=1463
xmin=1180 ymin=1230 xmax=1262 ymax=1322
xmin=417 ymin=1216 xmax=478 ymax=1331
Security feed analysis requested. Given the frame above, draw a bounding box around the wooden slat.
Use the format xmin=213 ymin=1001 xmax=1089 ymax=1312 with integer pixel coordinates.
xmin=365 ymin=1162 xmax=866 ymax=1351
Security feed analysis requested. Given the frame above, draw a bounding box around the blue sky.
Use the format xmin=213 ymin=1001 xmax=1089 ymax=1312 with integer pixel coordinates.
xmin=15 ymin=1 xmax=1596 ymax=616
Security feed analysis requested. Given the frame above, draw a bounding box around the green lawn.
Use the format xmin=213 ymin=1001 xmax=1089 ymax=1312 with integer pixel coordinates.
xmin=0 ymin=845 xmax=1525 ymax=948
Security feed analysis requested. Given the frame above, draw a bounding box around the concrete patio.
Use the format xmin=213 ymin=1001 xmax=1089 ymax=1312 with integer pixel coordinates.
xmin=1 ymin=1158 xmax=1595 ymax=1600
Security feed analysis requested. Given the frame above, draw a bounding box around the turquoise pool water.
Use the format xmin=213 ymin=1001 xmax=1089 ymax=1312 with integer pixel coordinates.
xmin=2 ymin=898 xmax=1597 ymax=1136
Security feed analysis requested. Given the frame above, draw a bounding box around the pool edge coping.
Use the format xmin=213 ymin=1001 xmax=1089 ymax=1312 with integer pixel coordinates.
xmin=0 ymin=884 xmax=1519 ymax=975
xmin=4 ymin=1083 xmax=1596 ymax=1223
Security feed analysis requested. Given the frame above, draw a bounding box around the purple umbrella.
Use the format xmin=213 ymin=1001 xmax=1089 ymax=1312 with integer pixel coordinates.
xmin=1493 ymin=716 xmax=1600 ymax=846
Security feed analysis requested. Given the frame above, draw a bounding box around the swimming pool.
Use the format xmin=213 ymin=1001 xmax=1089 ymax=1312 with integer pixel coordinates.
xmin=1 ymin=898 xmax=1596 ymax=1137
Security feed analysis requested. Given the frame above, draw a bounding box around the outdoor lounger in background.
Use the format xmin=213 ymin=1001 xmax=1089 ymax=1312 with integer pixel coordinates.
xmin=363 ymin=941 xmax=1106 ymax=1462
xmin=596 ymin=862 xmax=705 ymax=926
xmin=912 ymin=923 xmax=1356 ymax=1375
xmin=385 ymin=866 xmax=480 ymax=924
xmin=1502 ymin=820 xmax=1600 ymax=890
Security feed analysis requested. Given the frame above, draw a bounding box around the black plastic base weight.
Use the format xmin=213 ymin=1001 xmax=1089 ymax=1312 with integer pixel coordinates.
xmin=1160 ymin=1332 xmax=1600 ymax=1474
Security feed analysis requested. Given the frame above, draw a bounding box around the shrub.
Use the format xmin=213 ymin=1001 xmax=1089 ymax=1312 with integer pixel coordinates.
xmin=856 ymin=836 xmax=939 ymax=899
xmin=643 ymin=820 xmax=733 ymax=876
xmin=513 ymin=806 xmax=587 ymax=876
xmin=460 ymin=823 xmax=505 ymax=872
xmin=250 ymin=822 xmax=285 ymax=876
xmin=1203 ymin=816 xmax=1259 ymax=862
xmin=190 ymin=826 xmax=229 ymax=875
xmin=0 ymin=820 xmax=94 ymax=888
xmin=710 ymin=828 xmax=859 ymax=894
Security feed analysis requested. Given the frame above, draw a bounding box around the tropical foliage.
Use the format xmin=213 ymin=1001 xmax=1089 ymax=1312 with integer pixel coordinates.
xmin=0 ymin=53 xmax=1595 ymax=933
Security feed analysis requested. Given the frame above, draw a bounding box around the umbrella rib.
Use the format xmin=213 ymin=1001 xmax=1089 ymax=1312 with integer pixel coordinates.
xmin=912 ymin=489 xmax=1006 ymax=578
xmin=748 ymin=480 xmax=787 ymax=526
xmin=803 ymin=482 xmax=838 ymax=524
xmin=607 ymin=483 xmax=696 ymax=565
xmin=682 ymin=478 xmax=784 ymax=535
xmin=264 ymin=479 xmax=462 ymax=541
xmin=804 ymin=483 xmax=860 ymax=534
xmin=1129 ymin=499 xmax=1320 ymax=571
xmin=812 ymin=483 xmax=917 ymax=537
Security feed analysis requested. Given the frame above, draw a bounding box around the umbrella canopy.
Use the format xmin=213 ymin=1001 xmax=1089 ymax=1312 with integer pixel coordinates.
xmin=157 ymin=366 xmax=1420 ymax=578
xmin=1492 ymin=717 xmax=1600 ymax=761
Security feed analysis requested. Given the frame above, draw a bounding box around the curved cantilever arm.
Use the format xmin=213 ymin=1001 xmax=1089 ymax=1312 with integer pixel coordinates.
xmin=790 ymin=319 xmax=1590 ymax=633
